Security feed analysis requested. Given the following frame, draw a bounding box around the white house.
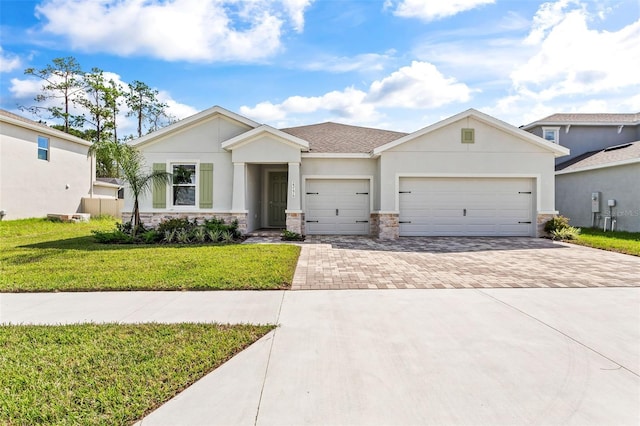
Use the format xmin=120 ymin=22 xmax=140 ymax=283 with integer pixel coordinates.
xmin=126 ymin=106 xmax=569 ymax=239
xmin=0 ymin=109 xmax=120 ymax=220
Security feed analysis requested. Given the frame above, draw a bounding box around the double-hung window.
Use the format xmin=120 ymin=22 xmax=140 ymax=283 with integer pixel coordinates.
xmin=172 ymin=164 xmax=196 ymax=206
xmin=542 ymin=127 xmax=560 ymax=144
xmin=38 ymin=136 xmax=49 ymax=160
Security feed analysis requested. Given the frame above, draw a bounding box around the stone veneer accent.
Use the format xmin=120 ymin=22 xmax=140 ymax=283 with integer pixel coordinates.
xmin=371 ymin=212 xmax=400 ymax=240
xmin=122 ymin=212 xmax=248 ymax=234
xmin=536 ymin=213 xmax=556 ymax=238
xmin=286 ymin=212 xmax=305 ymax=235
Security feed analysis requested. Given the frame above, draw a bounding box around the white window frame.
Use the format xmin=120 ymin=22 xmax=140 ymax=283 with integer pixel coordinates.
xmin=38 ymin=136 xmax=49 ymax=161
xmin=542 ymin=127 xmax=560 ymax=144
xmin=170 ymin=162 xmax=198 ymax=208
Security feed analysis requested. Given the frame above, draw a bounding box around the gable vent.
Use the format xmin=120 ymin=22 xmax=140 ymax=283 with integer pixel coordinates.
xmin=461 ymin=128 xmax=475 ymax=144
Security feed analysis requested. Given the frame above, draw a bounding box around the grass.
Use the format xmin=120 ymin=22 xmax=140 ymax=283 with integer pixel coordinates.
xmin=0 ymin=218 xmax=301 ymax=292
xmin=0 ymin=323 xmax=274 ymax=425
xmin=571 ymin=228 xmax=640 ymax=256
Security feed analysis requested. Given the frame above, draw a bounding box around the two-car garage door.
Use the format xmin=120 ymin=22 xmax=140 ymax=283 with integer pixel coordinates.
xmin=305 ymin=179 xmax=370 ymax=235
xmin=399 ymin=177 xmax=534 ymax=237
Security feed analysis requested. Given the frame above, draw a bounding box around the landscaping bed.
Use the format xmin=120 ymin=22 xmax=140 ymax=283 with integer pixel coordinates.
xmin=0 ymin=218 xmax=300 ymax=292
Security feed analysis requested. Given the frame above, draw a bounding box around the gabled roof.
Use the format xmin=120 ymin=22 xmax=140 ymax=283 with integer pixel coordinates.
xmin=130 ymin=105 xmax=260 ymax=148
xmin=373 ymin=108 xmax=569 ymax=157
xmin=280 ymin=122 xmax=407 ymax=153
xmin=221 ymin=125 xmax=309 ymax=151
xmin=556 ymin=141 xmax=640 ymax=174
xmin=0 ymin=109 xmax=92 ymax=147
xmin=522 ymin=112 xmax=640 ymax=129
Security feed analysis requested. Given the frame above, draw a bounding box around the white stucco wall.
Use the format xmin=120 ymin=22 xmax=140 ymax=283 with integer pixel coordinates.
xmin=0 ymin=120 xmax=93 ymax=220
xmin=131 ymin=115 xmax=249 ymax=213
xmin=556 ymin=163 xmax=640 ymax=232
xmin=379 ymin=117 xmax=558 ymax=214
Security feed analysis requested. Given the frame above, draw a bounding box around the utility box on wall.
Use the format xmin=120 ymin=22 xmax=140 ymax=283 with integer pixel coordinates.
xmin=591 ymin=192 xmax=600 ymax=213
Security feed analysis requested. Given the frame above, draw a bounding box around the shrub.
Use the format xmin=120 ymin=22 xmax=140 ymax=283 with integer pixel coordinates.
xmin=141 ymin=230 xmax=162 ymax=244
xmin=192 ymin=227 xmax=207 ymax=243
xmin=157 ymin=218 xmax=195 ymax=235
xmin=544 ymin=216 xmax=571 ymax=234
xmin=207 ymin=229 xmax=222 ymax=243
xmin=550 ymin=226 xmax=581 ymax=241
xmin=281 ymin=230 xmax=305 ymax=241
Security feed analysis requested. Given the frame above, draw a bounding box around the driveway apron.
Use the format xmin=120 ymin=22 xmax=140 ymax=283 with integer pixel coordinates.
xmin=275 ymin=236 xmax=640 ymax=290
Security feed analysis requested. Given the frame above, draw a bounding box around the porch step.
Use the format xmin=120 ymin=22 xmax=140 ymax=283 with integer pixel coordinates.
xmin=246 ymin=228 xmax=284 ymax=237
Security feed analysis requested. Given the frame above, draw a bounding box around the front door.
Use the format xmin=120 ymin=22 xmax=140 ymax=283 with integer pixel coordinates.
xmin=268 ymin=172 xmax=287 ymax=227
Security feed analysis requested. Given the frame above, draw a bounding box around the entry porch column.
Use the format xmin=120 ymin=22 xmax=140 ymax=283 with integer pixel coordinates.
xmin=285 ymin=162 xmax=303 ymax=234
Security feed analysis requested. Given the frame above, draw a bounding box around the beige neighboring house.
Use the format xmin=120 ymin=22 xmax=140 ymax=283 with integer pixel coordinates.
xmin=0 ymin=109 xmax=120 ymax=220
xmin=126 ymin=106 xmax=568 ymax=239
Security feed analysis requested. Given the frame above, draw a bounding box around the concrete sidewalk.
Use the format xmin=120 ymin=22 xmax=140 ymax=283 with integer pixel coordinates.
xmin=2 ymin=288 xmax=639 ymax=425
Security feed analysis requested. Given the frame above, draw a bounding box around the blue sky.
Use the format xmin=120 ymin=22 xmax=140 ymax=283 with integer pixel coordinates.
xmin=1 ymin=0 xmax=639 ymax=136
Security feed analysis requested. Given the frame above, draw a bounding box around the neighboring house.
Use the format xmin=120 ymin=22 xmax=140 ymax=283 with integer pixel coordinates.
xmin=126 ymin=106 xmax=567 ymax=239
xmin=523 ymin=113 xmax=640 ymax=232
xmin=0 ymin=109 xmax=120 ymax=220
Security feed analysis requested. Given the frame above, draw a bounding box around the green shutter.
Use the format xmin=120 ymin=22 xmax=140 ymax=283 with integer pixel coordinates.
xmin=199 ymin=163 xmax=213 ymax=209
xmin=152 ymin=163 xmax=167 ymax=208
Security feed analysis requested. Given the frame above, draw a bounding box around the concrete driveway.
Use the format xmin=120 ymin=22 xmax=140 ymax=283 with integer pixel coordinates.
xmin=287 ymin=236 xmax=640 ymax=289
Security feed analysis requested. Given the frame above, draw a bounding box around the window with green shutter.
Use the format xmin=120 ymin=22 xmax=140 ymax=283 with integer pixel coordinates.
xmin=152 ymin=163 xmax=167 ymax=208
xmin=199 ymin=163 xmax=213 ymax=208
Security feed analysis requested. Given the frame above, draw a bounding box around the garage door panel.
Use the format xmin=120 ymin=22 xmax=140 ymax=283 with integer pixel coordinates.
xmin=399 ymin=178 xmax=534 ymax=237
xmin=305 ymin=179 xmax=370 ymax=235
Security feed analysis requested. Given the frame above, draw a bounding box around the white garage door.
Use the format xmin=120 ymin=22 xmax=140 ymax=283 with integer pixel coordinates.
xmin=305 ymin=179 xmax=370 ymax=235
xmin=399 ymin=177 xmax=534 ymax=236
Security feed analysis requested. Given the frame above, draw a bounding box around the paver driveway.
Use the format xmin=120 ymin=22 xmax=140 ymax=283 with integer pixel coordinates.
xmin=273 ymin=237 xmax=640 ymax=290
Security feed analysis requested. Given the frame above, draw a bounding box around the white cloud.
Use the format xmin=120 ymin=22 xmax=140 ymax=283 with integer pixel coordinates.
xmin=511 ymin=6 xmax=640 ymax=98
xmin=367 ymin=61 xmax=472 ymax=108
xmin=479 ymin=1 xmax=640 ymax=126
xmin=302 ymin=52 xmax=395 ymax=73
xmin=241 ymin=61 xmax=472 ymax=125
xmin=387 ymin=0 xmax=495 ymax=22
xmin=0 ymin=47 xmax=22 ymax=73
xmin=34 ymin=0 xmax=314 ymax=62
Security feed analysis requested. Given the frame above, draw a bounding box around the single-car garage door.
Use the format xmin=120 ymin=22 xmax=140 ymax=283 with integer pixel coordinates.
xmin=305 ymin=179 xmax=370 ymax=235
xmin=399 ymin=177 xmax=534 ymax=236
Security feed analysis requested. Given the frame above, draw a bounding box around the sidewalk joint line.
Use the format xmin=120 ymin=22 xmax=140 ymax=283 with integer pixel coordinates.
xmin=477 ymin=289 xmax=639 ymax=378
xmin=254 ymin=290 xmax=286 ymax=426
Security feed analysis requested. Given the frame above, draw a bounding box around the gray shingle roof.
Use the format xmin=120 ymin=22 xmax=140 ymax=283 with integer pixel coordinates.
xmin=525 ymin=112 xmax=640 ymax=128
xmin=280 ymin=122 xmax=408 ymax=153
xmin=556 ymin=141 xmax=640 ymax=172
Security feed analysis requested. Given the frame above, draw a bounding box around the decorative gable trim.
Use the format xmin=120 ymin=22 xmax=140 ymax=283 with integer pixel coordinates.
xmin=129 ymin=105 xmax=260 ymax=149
xmin=372 ymin=108 xmax=569 ymax=157
xmin=221 ymin=125 xmax=309 ymax=151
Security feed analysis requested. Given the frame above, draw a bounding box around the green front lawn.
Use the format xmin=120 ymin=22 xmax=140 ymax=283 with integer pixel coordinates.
xmin=0 ymin=218 xmax=300 ymax=292
xmin=572 ymin=228 xmax=640 ymax=256
xmin=0 ymin=323 xmax=274 ymax=425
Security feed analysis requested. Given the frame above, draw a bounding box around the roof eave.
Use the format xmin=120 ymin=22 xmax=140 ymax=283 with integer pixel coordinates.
xmin=129 ymin=105 xmax=261 ymax=148
xmin=221 ymin=125 xmax=310 ymax=151
xmin=373 ymin=108 xmax=570 ymax=157
xmin=0 ymin=114 xmax=92 ymax=147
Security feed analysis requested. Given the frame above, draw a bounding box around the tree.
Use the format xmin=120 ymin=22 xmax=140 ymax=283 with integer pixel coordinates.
xmin=125 ymin=80 xmax=170 ymax=137
xmin=116 ymin=145 xmax=171 ymax=234
xmin=77 ymin=68 xmax=121 ymax=177
xmin=23 ymin=57 xmax=84 ymax=133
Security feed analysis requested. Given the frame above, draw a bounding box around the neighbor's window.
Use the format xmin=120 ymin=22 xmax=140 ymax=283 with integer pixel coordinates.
xmin=542 ymin=127 xmax=560 ymax=144
xmin=38 ymin=136 xmax=49 ymax=160
xmin=172 ymin=164 xmax=196 ymax=206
